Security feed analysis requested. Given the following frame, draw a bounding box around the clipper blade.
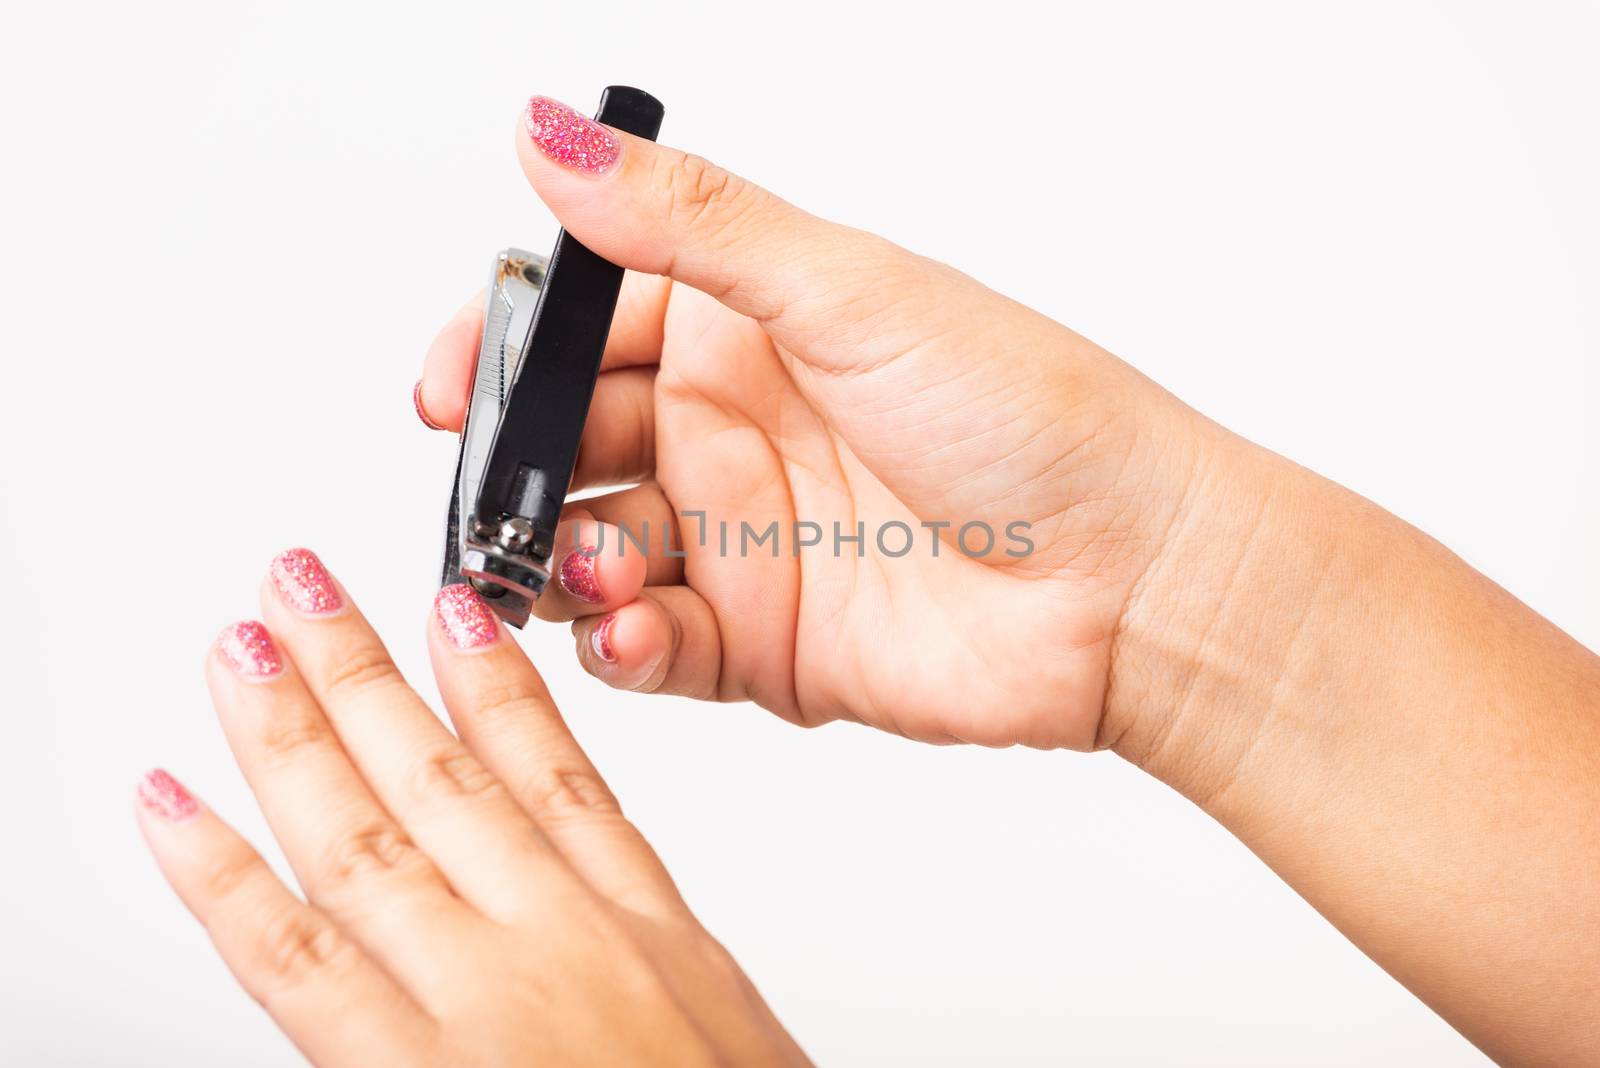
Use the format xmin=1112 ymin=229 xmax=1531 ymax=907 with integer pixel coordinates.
xmin=440 ymin=249 xmax=547 ymax=626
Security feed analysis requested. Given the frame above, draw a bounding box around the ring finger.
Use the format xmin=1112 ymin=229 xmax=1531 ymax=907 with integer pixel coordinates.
xmin=206 ymin=615 xmax=474 ymax=994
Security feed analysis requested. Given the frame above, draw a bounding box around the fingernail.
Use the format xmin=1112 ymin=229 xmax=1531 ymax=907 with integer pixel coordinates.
xmin=435 ymin=584 xmax=500 ymax=650
xmin=217 ymin=621 xmax=284 ymax=680
xmin=269 ymin=548 xmax=343 ymax=617
xmin=137 ymin=768 xmax=199 ymax=822
xmin=558 ymin=546 xmax=604 ymax=604
xmin=592 ymin=613 xmax=618 ymax=663
xmin=413 ymin=379 xmax=445 ymax=431
xmin=524 ymin=96 xmax=622 ymax=175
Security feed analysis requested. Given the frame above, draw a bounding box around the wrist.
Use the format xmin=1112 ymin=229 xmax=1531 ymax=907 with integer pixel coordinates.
xmin=1100 ymin=422 xmax=1600 ymax=1064
xmin=1098 ymin=428 xmax=1360 ymax=805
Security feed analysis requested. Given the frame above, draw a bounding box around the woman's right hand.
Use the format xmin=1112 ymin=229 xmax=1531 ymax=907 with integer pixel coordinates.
xmin=418 ymin=94 xmax=1230 ymax=755
xmin=416 ymin=95 xmax=1600 ymax=1065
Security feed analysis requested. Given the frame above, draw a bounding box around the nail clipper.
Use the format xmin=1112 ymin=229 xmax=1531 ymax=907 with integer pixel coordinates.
xmin=440 ymin=86 xmax=665 ymax=626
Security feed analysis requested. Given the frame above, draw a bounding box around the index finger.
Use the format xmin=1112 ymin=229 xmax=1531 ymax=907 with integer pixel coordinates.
xmin=416 ymin=269 xmax=670 ymax=432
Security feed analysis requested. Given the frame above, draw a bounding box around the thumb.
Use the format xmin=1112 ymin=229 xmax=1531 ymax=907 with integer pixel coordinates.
xmin=514 ymin=94 xmax=915 ymax=364
xmin=511 ymin=95 xmax=1155 ymax=549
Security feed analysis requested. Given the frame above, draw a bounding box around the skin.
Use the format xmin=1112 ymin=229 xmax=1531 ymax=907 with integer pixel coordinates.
xmin=139 ymin=575 xmax=808 ymax=1065
xmin=141 ymin=100 xmax=1600 ymax=1066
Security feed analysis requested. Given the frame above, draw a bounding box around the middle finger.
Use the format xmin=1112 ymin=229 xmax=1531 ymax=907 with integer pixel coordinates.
xmin=206 ymin=616 xmax=473 ymax=995
xmin=257 ymin=548 xmax=591 ymax=924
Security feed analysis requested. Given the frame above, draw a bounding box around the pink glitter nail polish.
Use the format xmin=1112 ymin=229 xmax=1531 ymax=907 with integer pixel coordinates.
xmin=217 ymin=621 xmax=284 ymax=679
xmin=137 ymin=768 xmax=199 ymax=822
xmin=524 ymin=96 xmax=622 ymax=175
xmin=413 ymin=379 xmax=446 ymax=431
xmin=592 ymin=613 xmax=618 ymax=663
xmin=270 ymin=548 xmax=343 ymax=616
xmin=558 ymin=546 xmax=605 ymax=604
xmin=435 ymin=584 xmax=500 ymax=650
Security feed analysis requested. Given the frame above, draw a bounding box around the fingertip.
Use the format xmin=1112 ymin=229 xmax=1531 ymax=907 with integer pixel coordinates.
xmin=213 ymin=620 xmax=285 ymax=682
xmin=419 ymin=296 xmax=483 ymax=433
xmin=511 ymin=100 xmax=667 ymax=277
xmin=430 ymin=582 xmax=506 ymax=654
xmin=545 ymin=516 xmax=649 ymax=616
xmin=134 ymin=768 xmax=202 ymax=828
xmin=601 ymin=545 xmax=649 ymax=605
xmin=413 ymin=379 xmax=447 ymax=431
xmin=576 ymin=601 xmax=670 ymax=690
xmin=557 ymin=537 xmax=647 ymax=608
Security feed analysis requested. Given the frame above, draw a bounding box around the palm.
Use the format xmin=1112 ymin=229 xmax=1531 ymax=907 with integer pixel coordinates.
xmin=429 ymin=162 xmax=1196 ymax=749
xmin=645 ymin=284 xmax=1126 ymax=749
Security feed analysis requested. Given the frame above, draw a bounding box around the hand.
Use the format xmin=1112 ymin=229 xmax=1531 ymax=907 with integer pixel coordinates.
xmin=410 ymin=97 xmax=1600 ymax=1065
xmin=418 ymin=95 xmax=1214 ymax=750
xmin=135 ymin=549 xmax=807 ymax=1066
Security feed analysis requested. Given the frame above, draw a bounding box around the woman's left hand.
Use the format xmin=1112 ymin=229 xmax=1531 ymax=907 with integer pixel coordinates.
xmin=135 ymin=548 xmax=807 ymax=1067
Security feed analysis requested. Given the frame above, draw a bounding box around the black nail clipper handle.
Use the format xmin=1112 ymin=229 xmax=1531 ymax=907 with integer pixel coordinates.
xmin=474 ymin=86 xmax=665 ymax=563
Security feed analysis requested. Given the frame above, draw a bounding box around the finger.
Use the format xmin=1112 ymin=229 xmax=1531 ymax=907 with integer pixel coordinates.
xmin=416 ymin=271 xmax=670 ymax=433
xmin=427 ymin=595 xmax=687 ymax=918
xmin=534 ymin=507 xmax=655 ymax=624
xmin=259 ymin=549 xmax=589 ymax=923
xmin=516 ymin=95 xmax=912 ymax=360
xmin=604 ymin=269 xmax=673 ymax=368
xmin=574 ymin=587 xmax=729 ymax=706
xmin=207 ymin=616 xmax=474 ymax=993
xmin=423 ymin=364 xmax=656 ymax=487
xmin=571 ymin=366 xmax=656 ymax=490
xmin=569 ymin=482 xmax=686 ymax=588
xmin=515 ymin=95 xmax=1123 ymax=537
xmin=134 ymin=770 xmax=442 ymax=1066
xmin=415 ymin=291 xmax=483 ymax=432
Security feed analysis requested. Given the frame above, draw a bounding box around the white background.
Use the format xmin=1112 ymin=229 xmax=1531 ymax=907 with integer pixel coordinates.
xmin=3 ymin=2 xmax=1596 ymax=1064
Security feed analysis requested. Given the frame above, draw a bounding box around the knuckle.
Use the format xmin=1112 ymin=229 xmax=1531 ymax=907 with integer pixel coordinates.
xmin=252 ymin=908 xmax=353 ymax=990
xmin=407 ymin=747 xmax=505 ymax=805
xmin=318 ymin=821 xmax=422 ymax=891
xmin=525 ymin=767 xmax=622 ymax=823
xmin=600 ymin=930 xmax=684 ymax=1007
xmin=661 ymin=151 xmax=748 ymax=233
xmin=257 ymin=714 xmax=334 ymax=763
xmin=199 ymin=847 xmax=263 ymax=903
xmin=693 ymin=936 xmax=749 ymax=990
xmin=321 ymin=645 xmax=404 ymax=702
xmin=469 ymin=685 xmax=553 ymax=728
